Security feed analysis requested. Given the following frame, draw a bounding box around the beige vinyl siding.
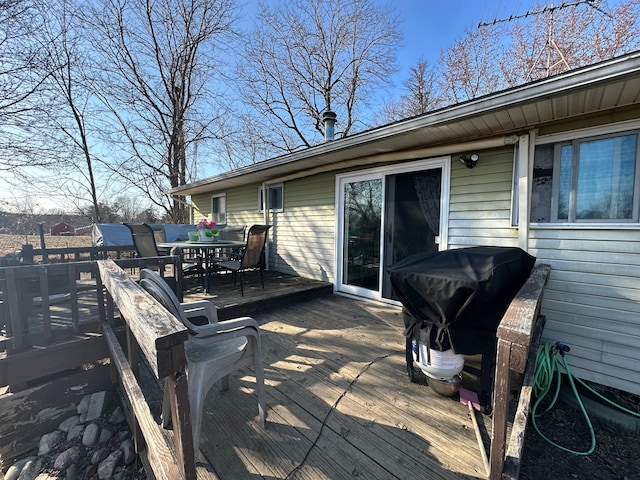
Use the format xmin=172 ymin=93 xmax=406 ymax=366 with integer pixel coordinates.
xmin=191 ymin=185 xmax=264 ymax=225
xmin=191 ymin=193 xmax=212 ymax=222
xmin=226 ymin=183 xmax=264 ymax=225
xmin=192 ymin=174 xmax=336 ymax=281
xmin=447 ymin=147 xmax=518 ymax=248
xmin=529 ymin=227 xmax=640 ymax=395
xmin=268 ymin=173 xmax=335 ymax=280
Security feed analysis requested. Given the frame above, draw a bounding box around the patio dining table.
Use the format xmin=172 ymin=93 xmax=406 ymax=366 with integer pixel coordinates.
xmin=158 ymin=240 xmax=246 ymax=292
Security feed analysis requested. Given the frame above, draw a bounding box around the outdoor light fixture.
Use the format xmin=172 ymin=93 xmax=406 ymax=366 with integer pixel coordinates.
xmin=460 ymin=153 xmax=479 ymax=169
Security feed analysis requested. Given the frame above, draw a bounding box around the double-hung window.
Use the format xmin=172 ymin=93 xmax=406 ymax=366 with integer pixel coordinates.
xmin=211 ymin=194 xmax=226 ymax=224
xmin=531 ymin=130 xmax=640 ymax=224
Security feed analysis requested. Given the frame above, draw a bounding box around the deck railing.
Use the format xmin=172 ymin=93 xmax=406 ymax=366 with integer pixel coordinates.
xmin=18 ymin=244 xmax=137 ymax=265
xmin=0 ymin=255 xmax=187 ymax=463
xmin=490 ymin=264 xmax=551 ymax=480
xmin=98 ymin=259 xmax=196 ymax=479
xmin=0 ymin=255 xmax=183 ymax=354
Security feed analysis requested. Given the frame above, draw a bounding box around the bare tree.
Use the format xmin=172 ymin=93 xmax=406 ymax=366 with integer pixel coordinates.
xmin=0 ymin=0 xmax=61 ymax=171
xmin=505 ymin=0 xmax=640 ymax=84
xmin=84 ymin=0 xmax=238 ymax=222
xmin=434 ymin=0 xmax=640 ymax=105
xmin=113 ymin=195 xmax=145 ymax=223
xmin=437 ymin=25 xmax=505 ymax=105
xmin=31 ymin=0 xmax=106 ymax=221
xmin=236 ymin=0 xmax=402 ymax=154
xmin=403 ymin=59 xmax=440 ymax=116
xmin=380 ymin=58 xmax=440 ymax=123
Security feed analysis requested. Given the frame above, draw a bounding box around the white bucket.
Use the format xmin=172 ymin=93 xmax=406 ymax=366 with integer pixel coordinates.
xmin=412 ymin=342 xmax=465 ymax=380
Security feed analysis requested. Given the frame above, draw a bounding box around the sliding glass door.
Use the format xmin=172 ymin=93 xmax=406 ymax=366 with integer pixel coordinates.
xmin=341 ymin=175 xmax=383 ymax=292
xmin=337 ymin=158 xmax=449 ymax=301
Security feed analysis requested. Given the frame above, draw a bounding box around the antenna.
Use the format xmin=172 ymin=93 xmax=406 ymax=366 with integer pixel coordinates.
xmin=478 ymin=1 xmax=611 ymax=28
xmin=478 ymin=1 xmax=613 ymax=80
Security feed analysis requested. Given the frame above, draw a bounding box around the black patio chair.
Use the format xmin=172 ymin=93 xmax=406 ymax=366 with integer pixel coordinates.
xmin=147 ymin=224 xmax=171 ymax=255
xmin=211 ymin=224 xmax=247 ymax=262
xmin=123 ymin=223 xmax=204 ymax=290
xmin=217 ymin=225 xmax=271 ymax=296
xmin=220 ymin=224 xmax=246 ymax=242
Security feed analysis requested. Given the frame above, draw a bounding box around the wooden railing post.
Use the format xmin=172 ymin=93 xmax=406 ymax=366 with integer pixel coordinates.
xmin=98 ymin=259 xmax=196 ymax=480
xmin=489 ymin=264 xmax=550 ymax=480
xmin=4 ymin=268 xmax=23 ymax=350
xmin=490 ymin=338 xmax=514 ymax=479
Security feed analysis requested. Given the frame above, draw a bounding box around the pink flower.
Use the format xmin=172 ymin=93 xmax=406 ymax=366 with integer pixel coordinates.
xmin=197 ymin=219 xmax=218 ymax=234
xmin=197 ymin=219 xmax=216 ymax=229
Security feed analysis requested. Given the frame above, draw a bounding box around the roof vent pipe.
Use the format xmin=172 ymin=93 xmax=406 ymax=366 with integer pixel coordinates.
xmin=322 ymin=110 xmax=337 ymax=141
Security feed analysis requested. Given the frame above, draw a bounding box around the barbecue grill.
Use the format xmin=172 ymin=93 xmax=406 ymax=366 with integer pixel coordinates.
xmin=387 ymin=246 xmax=535 ymax=408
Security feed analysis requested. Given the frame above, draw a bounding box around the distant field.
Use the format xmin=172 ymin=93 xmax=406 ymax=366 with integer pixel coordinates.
xmin=0 ymin=234 xmax=92 ymax=257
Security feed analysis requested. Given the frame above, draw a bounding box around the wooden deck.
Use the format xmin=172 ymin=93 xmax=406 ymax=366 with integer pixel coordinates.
xmin=172 ymin=291 xmax=492 ymax=479
xmin=190 ymin=270 xmax=334 ymax=320
xmin=2 ymin=266 xmax=509 ymax=479
xmin=1 ymin=269 xmax=332 ymax=348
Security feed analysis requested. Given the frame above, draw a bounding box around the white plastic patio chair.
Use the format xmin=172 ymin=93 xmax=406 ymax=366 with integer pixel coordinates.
xmin=139 ymin=268 xmax=267 ymax=458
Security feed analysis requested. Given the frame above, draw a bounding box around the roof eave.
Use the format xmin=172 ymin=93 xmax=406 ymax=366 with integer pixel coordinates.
xmin=170 ymin=51 xmax=640 ymax=196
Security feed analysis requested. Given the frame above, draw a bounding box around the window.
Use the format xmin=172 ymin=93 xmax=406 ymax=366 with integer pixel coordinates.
xmin=531 ymin=131 xmax=640 ymax=223
xmin=259 ymin=184 xmax=283 ymax=212
xmin=211 ymin=194 xmax=226 ymax=224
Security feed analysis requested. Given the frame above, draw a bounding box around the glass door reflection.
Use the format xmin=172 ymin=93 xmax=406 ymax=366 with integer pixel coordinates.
xmin=342 ymin=178 xmax=382 ymax=291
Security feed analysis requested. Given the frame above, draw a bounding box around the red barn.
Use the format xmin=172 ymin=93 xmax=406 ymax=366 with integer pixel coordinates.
xmin=50 ymin=222 xmax=75 ymax=236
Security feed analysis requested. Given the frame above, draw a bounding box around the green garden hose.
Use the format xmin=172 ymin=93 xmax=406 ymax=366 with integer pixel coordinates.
xmin=532 ymin=342 xmax=640 ymax=456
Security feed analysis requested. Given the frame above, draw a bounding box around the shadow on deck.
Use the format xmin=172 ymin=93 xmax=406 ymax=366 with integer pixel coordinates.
xmin=2 ymin=268 xmax=497 ymax=479
xmin=171 ymin=294 xmax=490 ymax=480
xmin=163 ymin=272 xmax=491 ymax=479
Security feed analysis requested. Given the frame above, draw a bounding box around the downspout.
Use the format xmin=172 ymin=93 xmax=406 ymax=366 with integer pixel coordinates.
xmin=517 ymin=131 xmax=535 ymax=250
xmin=261 ymin=181 xmax=270 ymax=270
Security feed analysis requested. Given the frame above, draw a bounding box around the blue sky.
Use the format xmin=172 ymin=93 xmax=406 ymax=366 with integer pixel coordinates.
xmin=4 ymin=0 xmax=624 ymax=213
xmin=395 ymin=1 xmax=554 ymax=79
xmin=238 ymin=1 xmax=577 ymax=96
xmin=393 ymin=0 xmax=633 ymax=82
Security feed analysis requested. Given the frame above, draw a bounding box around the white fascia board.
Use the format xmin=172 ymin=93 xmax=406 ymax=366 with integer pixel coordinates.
xmin=170 ymin=52 xmax=640 ymax=196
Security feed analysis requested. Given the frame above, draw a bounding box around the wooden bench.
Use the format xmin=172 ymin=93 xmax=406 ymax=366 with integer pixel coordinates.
xmin=98 ymin=259 xmax=196 ymax=480
xmin=489 ymin=263 xmax=551 ymax=480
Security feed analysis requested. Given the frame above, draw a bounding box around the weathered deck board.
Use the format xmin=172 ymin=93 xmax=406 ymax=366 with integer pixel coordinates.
xmin=3 ymin=267 xmax=519 ymax=479
xmin=196 ymin=271 xmax=333 ymax=320
xmin=7 ymin=272 xmax=328 ymax=348
xmin=259 ymin=310 xmax=484 ymax=459
xmin=194 ymin=295 xmax=489 ymax=479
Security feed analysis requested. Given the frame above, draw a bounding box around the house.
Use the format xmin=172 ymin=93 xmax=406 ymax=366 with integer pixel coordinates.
xmin=170 ymin=51 xmax=640 ymax=397
xmin=50 ymin=221 xmax=75 ymax=236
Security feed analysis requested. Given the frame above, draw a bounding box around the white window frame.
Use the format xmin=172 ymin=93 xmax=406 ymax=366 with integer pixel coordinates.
xmin=210 ymin=193 xmax=227 ymax=225
xmin=335 ymin=156 xmax=451 ymax=302
xmin=258 ymin=184 xmax=284 ymax=212
xmin=533 ymin=121 xmax=640 ymax=226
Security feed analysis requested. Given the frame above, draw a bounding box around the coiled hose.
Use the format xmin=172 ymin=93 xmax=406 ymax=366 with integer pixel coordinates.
xmin=532 ymin=342 xmax=640 ymax=455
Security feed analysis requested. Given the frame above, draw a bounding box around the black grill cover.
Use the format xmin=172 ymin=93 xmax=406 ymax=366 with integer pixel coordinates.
xmin=387 ymin=246 xmax=535 ymax=354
